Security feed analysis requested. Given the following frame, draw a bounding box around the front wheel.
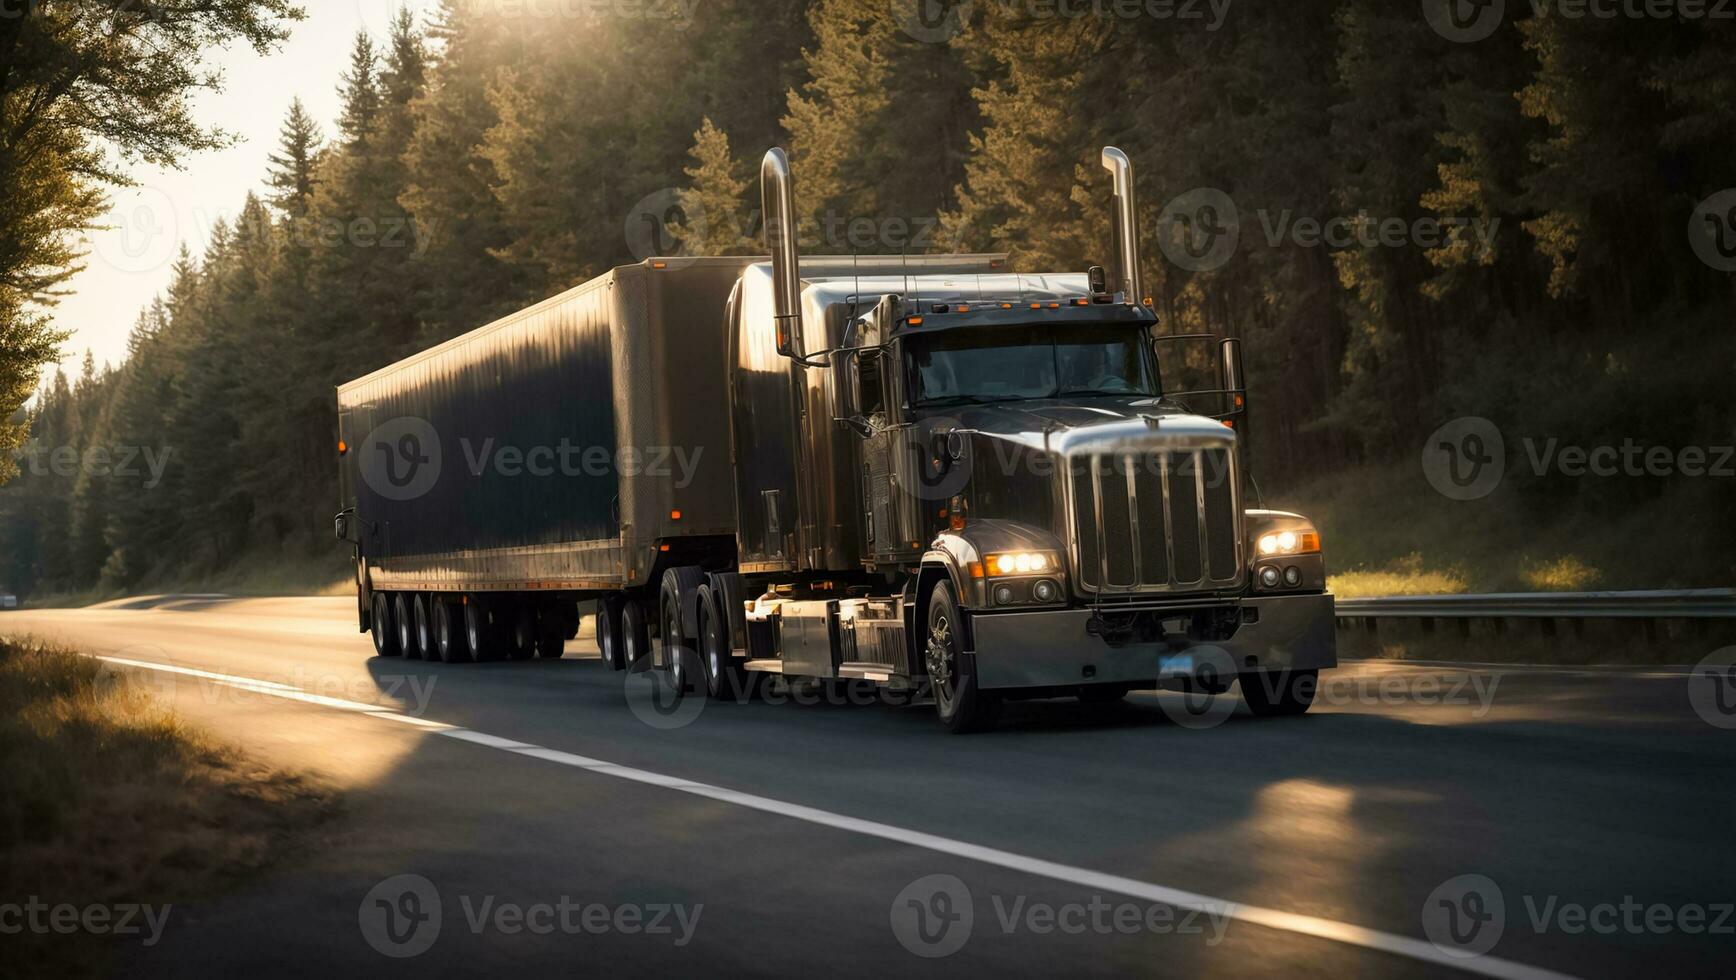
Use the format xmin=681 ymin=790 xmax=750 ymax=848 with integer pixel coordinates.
xmin=1241 ymin=669 xmax=1318 ymax=717
xmin=924 ymin=582 xmax=1001 ymax=734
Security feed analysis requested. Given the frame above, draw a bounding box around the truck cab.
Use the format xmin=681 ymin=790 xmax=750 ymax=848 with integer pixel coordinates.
xmin=671 ymin=147 xmax=1338 ymax=731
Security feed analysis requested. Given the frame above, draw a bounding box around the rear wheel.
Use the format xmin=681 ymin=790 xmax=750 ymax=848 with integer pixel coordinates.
xmin=509 ymin=603 xmax=538 ymax=661
xmin=925 ymin=582 xmax=1000 ymax=734
xmin=659 ymin=587 xmax=693 ymax=695
xmin=1241 ymin=669 xmax=1318 ymax=717
xmin=597 ymin=596 xmax=626 ymax=670
xmin=394 ymin=593 xmax=417 ymax=660
xmin=412 ymin=593 xmax=436 ymax=660
xmin=696 ymin=584 xmax=747 ymax=700
xmin=465 ymin=599 xmax=500 ymax=662
xmin=621 ymin=599 xmax=652 ymax=671
xmin=535 ymin=603 xmax=567 ymax=658
xmin=371 ymin=592 xmax=402 ymax=658
xmin=434 ymin=599 xmax=471 ymax=663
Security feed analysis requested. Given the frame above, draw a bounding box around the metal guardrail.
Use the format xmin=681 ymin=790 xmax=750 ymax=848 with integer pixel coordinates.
xmin=1335 ymin=590 xmax=1736 ymax=621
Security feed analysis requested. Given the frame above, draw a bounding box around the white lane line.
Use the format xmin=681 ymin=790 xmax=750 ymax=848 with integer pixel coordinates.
xmin=93 ymin=654 xmax=1577 ymax=980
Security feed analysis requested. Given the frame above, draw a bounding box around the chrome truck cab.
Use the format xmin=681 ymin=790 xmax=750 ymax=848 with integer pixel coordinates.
xmin=694 ymin=146 xmax=1336 ymax=732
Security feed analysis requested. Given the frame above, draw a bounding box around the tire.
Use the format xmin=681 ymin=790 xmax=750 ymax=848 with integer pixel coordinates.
xmin=659 ymin=586 xmax=691 ymax=694
xmin=508 ymin=602 xmax=538 ymax=661
xmin=394 ymin=593 xmax=417 ymax=660
xmin=535 ymin=603 xmax=566 ymax=658
xmin=412 ymin=593 xmax=436 ymax=661
xmin=1241 ymin=669 xmax=1319 ymax=717
xmin=924 ymin=582 xmax=1001 ymax=734
xmin=695 ymin=583 xmax=747 ymax=700
xmin=464 ymin=598 xmax=499 ymax=662
xmin=597 ymin=596 xmax=626 ymax=670
xmin=371 ymin=592 xmax=402 ymax=658
xmin=620 ymin=599 xmax=652 ymax=671
xmin=434 ymin=599 xmax=471 ymax=663
xmin=1078 ymin=684 xmax=1131 ymax=704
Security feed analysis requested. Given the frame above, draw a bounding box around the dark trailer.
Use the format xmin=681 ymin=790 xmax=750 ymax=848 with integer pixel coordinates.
xmin=335 ymin=258 xmax=753 ymax=658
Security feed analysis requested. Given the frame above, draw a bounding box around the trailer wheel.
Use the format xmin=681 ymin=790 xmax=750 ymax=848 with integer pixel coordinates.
xmin=695 ymin=583 xmax=748 ymax=700
xmin=597 ymin=596 xmax=626 ymax=670
xmin=371 ymin=592 xmax=402 ymax=658
xmin=925 ymin=582 xmax=1001 ymax=734
xmin=508 ymin=603 xmax=538 ymax=660
xmin=434 ymin=599 xmax=471 ymax=663
xmin=660 ymin=588 xmax=693 ymax=695
xmin=620 ymin=599 xmax=652 ymax=670
xmin=394 ymin=593 xmax=417 ymax=660
xmin=464 ymin=599 xmax=499 ymax=661
xmin=534 ymin=603 xmax=567 ymax=658
xmin=412 ymin=593 xmax=437 ymax=660
xmin=1240 ymin=669 xmax=1318 ymax=717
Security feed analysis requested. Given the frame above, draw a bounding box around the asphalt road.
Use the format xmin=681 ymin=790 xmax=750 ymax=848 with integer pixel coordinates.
xmin=2 ymin=597 xmax=1732 ymax=979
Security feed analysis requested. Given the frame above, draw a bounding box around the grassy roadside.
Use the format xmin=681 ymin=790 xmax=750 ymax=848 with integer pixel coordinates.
xmin=0 ymin=636 xmax=338 ymax=977
xmin=20 ymin=549 xmax=353 ymax=609
xmin=1271 ymin=460 xmax=1734 ymax=598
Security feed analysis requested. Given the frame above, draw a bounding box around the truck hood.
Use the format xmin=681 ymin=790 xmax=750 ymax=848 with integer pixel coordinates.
xmin=924 ymin=398 xmax=1237 ymax=457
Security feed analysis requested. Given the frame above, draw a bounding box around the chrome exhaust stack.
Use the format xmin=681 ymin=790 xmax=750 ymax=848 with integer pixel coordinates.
xmin=1100 ymin=147 xmax=1143 ymax=307
xmin=761 ymin=147 xmax=803 ymax=356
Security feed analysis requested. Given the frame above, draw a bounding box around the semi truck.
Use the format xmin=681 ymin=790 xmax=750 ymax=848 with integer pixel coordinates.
xmin=335 ymin=146 xmax=1337 ymax=732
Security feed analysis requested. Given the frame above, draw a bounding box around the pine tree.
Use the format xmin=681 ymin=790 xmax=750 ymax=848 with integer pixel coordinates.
xmin=267 ymin=98 xmax=324 ymax=219
xmin=673 ymin=118 xmax=751 ymax=255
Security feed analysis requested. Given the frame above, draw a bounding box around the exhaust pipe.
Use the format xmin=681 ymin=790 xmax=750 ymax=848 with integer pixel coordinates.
xmin=1100 ymin=147 xmax=1143 ymax=307
xmin=761 ymin=148 xmax=802 ymax=356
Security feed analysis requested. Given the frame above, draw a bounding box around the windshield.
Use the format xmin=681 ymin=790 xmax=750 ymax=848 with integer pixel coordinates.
xmin=907 ymin=324 xmax=1157 ymax=406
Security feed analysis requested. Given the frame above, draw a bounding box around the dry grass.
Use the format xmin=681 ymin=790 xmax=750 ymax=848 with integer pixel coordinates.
xmin=1329 ymin=552 xmax=1469 ymax=599
xmin=0 ymin=636 xmax=337 ymax=978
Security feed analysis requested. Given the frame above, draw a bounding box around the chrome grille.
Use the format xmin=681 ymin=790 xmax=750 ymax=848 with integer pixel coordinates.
xmin=1069 ymin=449 xmax=1241 ymax=594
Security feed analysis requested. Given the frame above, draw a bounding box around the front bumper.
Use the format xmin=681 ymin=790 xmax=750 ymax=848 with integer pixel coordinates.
xmin=969 ymin=593 xmax=1338 ymax=691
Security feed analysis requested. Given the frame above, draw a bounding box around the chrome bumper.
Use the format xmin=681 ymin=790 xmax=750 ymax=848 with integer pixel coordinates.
xmin=968 ymin=593 xmax=1338 ymax=691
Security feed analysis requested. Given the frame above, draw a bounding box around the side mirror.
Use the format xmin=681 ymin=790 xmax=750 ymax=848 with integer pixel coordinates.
xmin=1218 ymin=337 xmax=1248 ymax=435
xmin=1151 ymin=332 xmax=1248 ymax=431
xmin=832 ymin=347 xmax=874 ymax=439
xmin=334 ymin=510 xmax=354 ymax=544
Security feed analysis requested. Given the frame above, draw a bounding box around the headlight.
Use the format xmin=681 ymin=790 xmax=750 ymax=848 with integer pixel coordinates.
xmin=1257 ymin=530 xmax=1321 ymax=556
xmin=985 ymin=551 xmax=1059 ymax=577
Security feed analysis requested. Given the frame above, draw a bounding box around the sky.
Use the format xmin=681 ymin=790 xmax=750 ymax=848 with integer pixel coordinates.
xmin=46 ymin=0 xmax=443 ymax=378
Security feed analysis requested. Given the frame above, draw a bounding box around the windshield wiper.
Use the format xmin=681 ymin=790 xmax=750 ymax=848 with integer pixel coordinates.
xmin=1057 ymin=388 xmax=1145 ymax=398
xmin=917 ymin=394 xmax=1030 ymax=407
